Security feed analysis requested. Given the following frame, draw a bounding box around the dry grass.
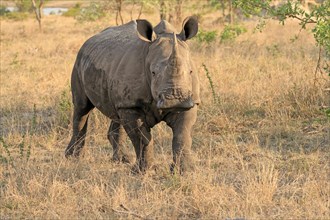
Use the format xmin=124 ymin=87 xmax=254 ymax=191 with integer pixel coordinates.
xmin=0 ymin=8 xmax=329 ymax=219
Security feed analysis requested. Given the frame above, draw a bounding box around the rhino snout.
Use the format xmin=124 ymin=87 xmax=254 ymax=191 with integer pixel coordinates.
xmin=156 ymin=92 xmax=194 ymax=110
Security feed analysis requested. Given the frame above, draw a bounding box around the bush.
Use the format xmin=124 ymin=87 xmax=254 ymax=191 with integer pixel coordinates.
xmin=56 ymin=88 xmax=72 ymax=128
xmin=196 ymin=29 xmax=218 ymax=44
xmin=0 ymin=0 xmax=31 ymax=20
xmin=0 ymin=6 xmax=10 ymax=16
xmin=4 ymin=12 xmax=29 ymax=20
xmin=76 ymin=2 xmax=106 ymax=22
xmin=220 ymin=24 xmax=247 ymax=42
xmin=63 ymin=3 xmax=81 ymax=17
xmin=266 ymin=44 xmax=281 ymax=57
xmin=15 ymin=0 xmax=32 ymax=12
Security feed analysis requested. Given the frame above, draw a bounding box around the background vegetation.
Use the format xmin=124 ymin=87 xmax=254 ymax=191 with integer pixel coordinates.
xmin=0 ymin=0 xmax=329 ymax=219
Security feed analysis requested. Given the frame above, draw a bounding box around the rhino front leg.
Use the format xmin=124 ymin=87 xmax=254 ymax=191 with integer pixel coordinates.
xmin=166 ymin=106 xmax=197 ymax=174
xmin=107 ymin=120 xmax=133 ymax=163
xmin=118 ymin=109 xmax=154 ymax=173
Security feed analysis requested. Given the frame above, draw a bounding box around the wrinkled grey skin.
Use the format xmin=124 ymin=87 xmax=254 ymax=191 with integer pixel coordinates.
xmin=65 ymin=17 xmax=200 ymax=174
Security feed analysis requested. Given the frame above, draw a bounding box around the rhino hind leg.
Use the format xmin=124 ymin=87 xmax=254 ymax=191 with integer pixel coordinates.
xmin=65 ymin=101 xmax=94 ymax=157
xmin=107 ymin=121 xmax=133 ymax=163
xmin=65 ymin=75 xmax=95 ymax=158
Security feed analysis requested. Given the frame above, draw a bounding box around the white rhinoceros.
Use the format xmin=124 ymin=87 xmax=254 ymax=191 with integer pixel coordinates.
xmin=65 ymin=17 xmax=200 ymax=174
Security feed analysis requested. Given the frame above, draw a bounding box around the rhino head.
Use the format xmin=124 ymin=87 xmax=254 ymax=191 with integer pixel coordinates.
xmin=136 ymin=17 xmax=200 ymax=110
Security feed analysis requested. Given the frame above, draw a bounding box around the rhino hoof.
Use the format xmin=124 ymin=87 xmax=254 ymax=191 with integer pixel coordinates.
xmin=65 ymin=149 xmax=74 ymax=158
xmin=112 ymin=154 xmax=134 ymax=164
xmin=130 ymin=163 xmax=144 ymax=175
xmin=170 ymin=161 xmax=195 ymax=175
xmin=65 ymin=146 xmax=82 ymax=158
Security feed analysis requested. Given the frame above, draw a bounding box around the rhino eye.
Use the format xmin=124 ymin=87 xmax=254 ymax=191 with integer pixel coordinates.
xmin=190 ymin=70 xmax=193 ymax=75
xmin=152 ymin=71 xmax=156 ymax=76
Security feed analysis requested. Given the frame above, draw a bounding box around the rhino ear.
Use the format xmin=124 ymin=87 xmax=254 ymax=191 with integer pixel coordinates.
xmin=179 ymin=16 xmax=198 ymax=41
xmin=136 ymin=19 xmax=156 ymax=42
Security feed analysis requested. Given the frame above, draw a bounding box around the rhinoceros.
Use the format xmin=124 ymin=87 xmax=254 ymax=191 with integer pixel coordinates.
xmin=65 ymin=16 xmax=200 ymax=173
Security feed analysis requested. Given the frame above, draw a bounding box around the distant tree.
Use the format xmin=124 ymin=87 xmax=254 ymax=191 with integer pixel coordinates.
xmin=129 ymin=0 xmax=153 ymax=20
xmin=31 ymin=0 xmax=43 ymax=30
xmin=175 ymin=0 xmax=183 ymax=23
xmin=159 ymin=0 xmax=168 ymax=20
xmin=209 ymin=0 xmax=236 ymax=24
xmin=158 ymin=0 xmax=184 ymax=23
xmin=115 ymin=0 xmax=124 ymax=25
xmin=101 ymin=0 xmax=155 ymax=25
xmin=14 ymin=0 xmax=44 ymax=29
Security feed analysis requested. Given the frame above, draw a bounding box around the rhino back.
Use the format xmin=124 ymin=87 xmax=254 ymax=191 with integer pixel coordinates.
xmin=74 ymin=21 xmax=152 ymax=118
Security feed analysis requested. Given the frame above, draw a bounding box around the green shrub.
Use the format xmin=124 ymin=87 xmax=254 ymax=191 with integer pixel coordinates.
xmin=0 ymin=137 xmax=13 ymax=166
xmin=56 ymin=88 xmax=72 ymax=128
xmin=196 ymin=29 xmax=218 ymax=44
xmin=0 ymin=0 xmax=31 ymax=20
xmin=0 ymin=6 xmax=10 ymax=16
xmin=266 ymin=44 xmax=281 ymax=57
xmin=208 ymin=0 xmax=222 ymax=10
xmin=4 ymin=12 xmax=29 ymax=20
xmin=63 ymin=3 xmax=81 ymax=17
xmin=220 ymin=24 xmax=247 ymax=42
xmin=325 ymin=108 xmax=330 ymax=118
xmin=76 ymin=2 xmax=106 ymax=22
xmin=15 ymin=0 xmax=32 ymax=12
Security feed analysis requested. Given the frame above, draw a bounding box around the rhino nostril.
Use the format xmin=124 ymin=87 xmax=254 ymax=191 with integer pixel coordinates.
xmin=158 ymin=94 xmax=165 ymax=100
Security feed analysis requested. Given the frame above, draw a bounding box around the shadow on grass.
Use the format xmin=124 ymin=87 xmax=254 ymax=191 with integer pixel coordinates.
xmin=0 ymin=106 xmax=66 ymax=137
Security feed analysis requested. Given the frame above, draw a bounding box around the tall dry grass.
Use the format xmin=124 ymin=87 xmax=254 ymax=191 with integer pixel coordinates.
xmin=0 ymin=9 xmax=329 ymax=219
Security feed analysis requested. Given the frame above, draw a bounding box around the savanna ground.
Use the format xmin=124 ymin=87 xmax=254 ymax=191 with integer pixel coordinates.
xmin=0 ymin=1 xmax=329 ymax=219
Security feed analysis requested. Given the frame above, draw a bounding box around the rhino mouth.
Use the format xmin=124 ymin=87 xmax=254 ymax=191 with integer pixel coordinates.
xmin=156 ymin=88 xmax=194 ymax=110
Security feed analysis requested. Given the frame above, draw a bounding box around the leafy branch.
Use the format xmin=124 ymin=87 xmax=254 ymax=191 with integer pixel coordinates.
xmin=233 ymin=0 xmax=330 ymax=75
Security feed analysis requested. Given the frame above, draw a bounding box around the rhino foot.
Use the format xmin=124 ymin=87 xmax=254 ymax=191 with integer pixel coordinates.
xmin=112 ymin=153 xmax=134 ymax=164
xmin=170 ymin=159 xmax=195 ymax=175
xmin=130 ymin=160 xmax=156 ymax=175
xmin=65 ymin=145 xmax=83 ymax=158
xmin=130 ymin=163 xmax=143 ymax=175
